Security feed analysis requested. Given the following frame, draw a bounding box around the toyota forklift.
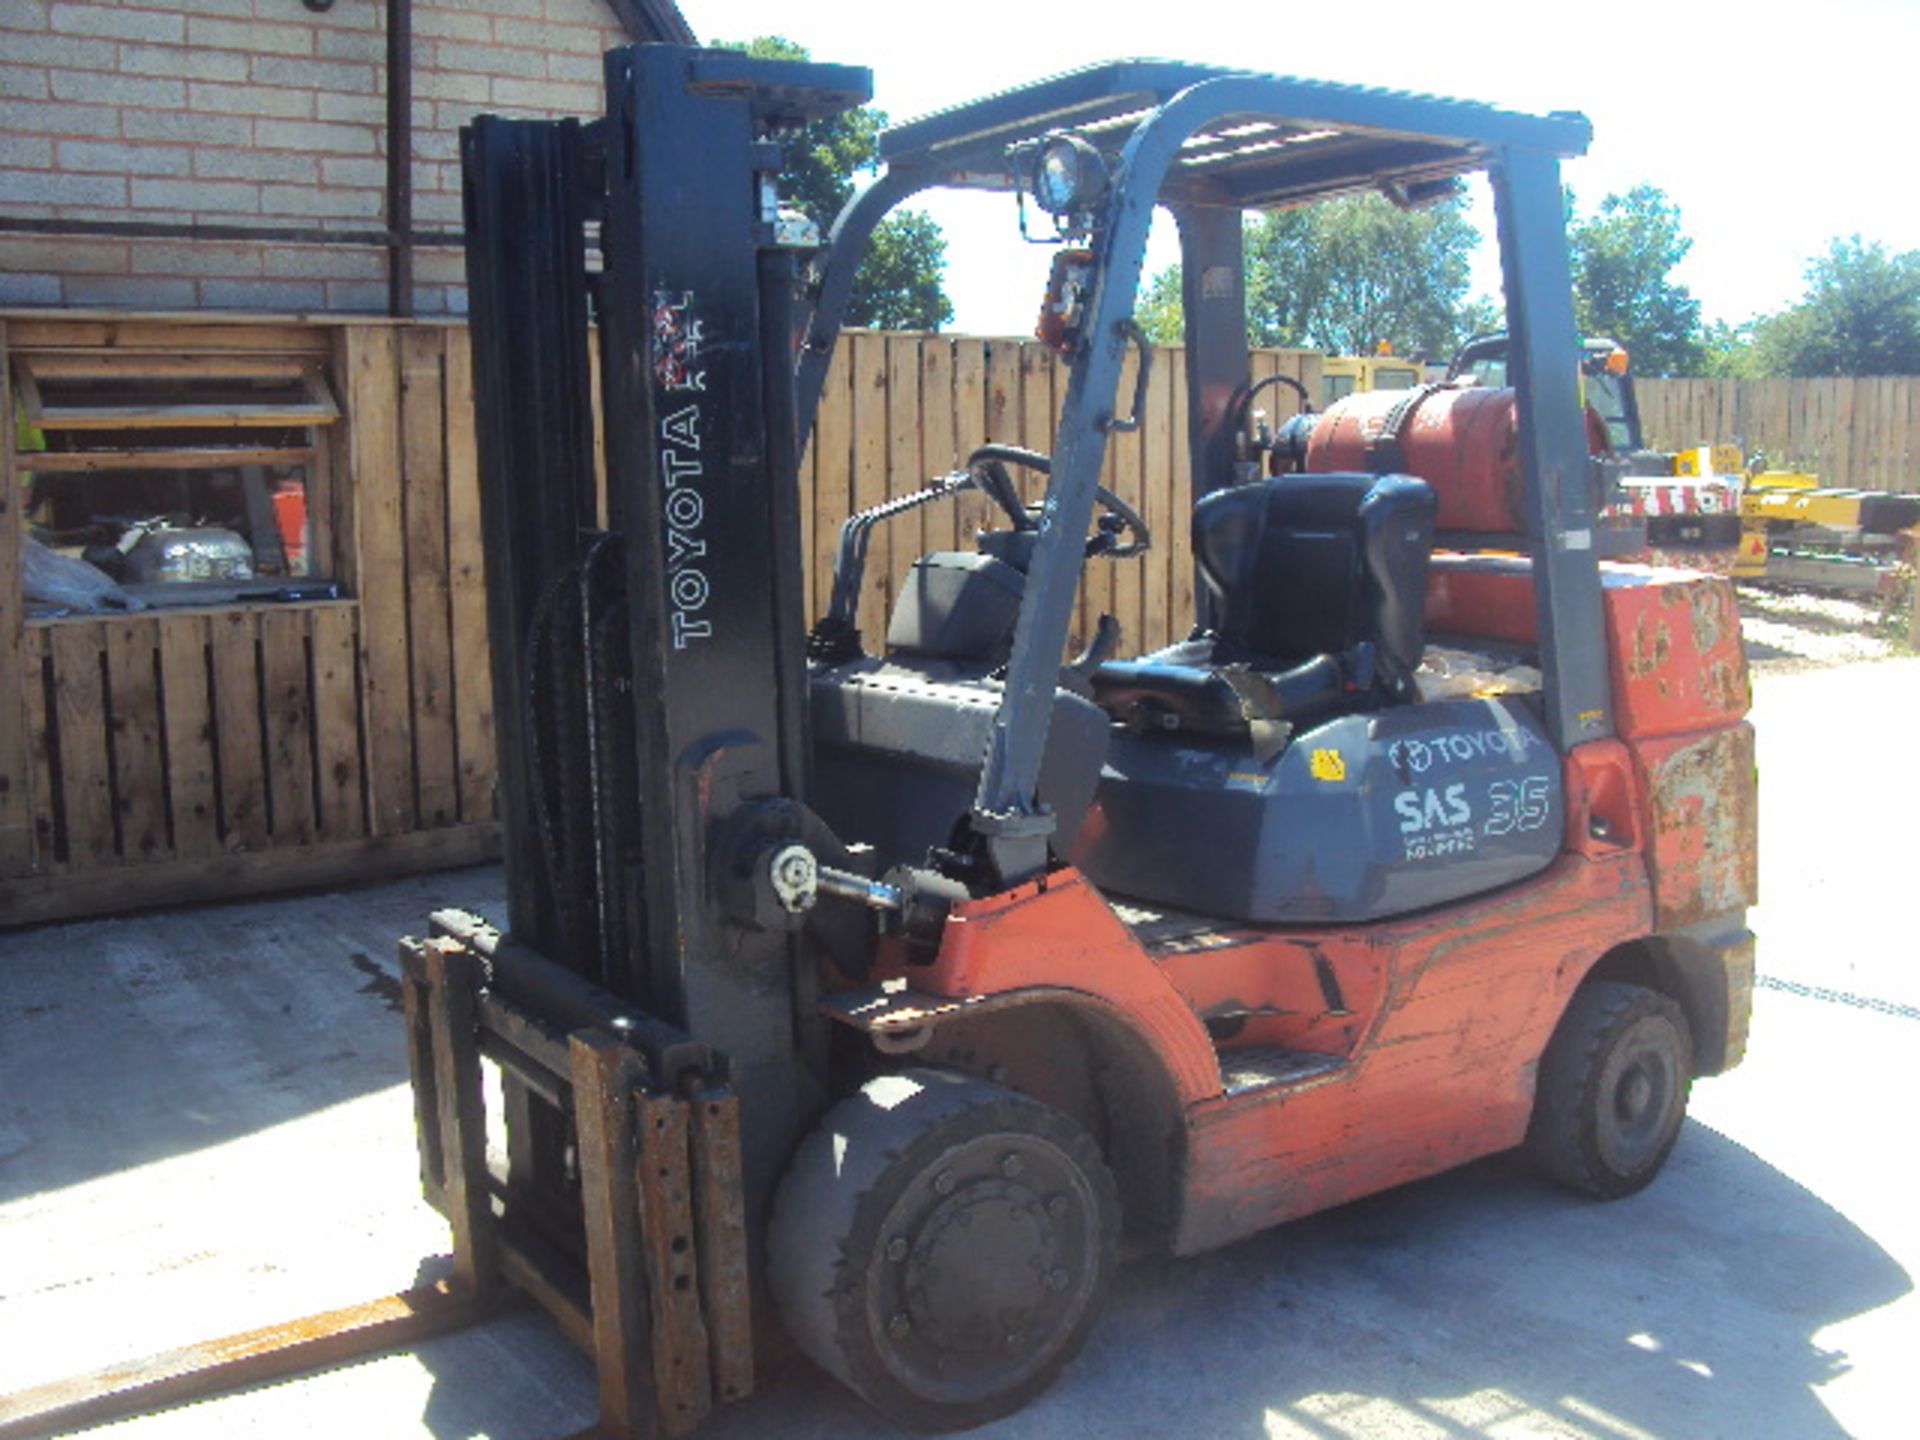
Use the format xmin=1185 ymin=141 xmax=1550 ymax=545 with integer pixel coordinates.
xmin=1 ymin=47 xmax=1757 ymax=1440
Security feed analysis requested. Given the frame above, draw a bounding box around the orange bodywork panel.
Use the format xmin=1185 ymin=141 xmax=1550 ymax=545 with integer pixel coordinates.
xmin=1151 ymin=932 xmax=1388 ymax=1057
xmin=1602 ymin=569 xmax=1749 ymax=740
xmin=1423 ymin=554 xmax=1540 ymax=646
xmin=1169 ymin=851 xmax=1650 ymax=1254
xmin=889 ymin=853 xmax=1654 ymax=1257
xmin=1631 ymin=723 xmax=1759 ymax=929
xmin=916 ymin=872 xmax=1223 ymax=1108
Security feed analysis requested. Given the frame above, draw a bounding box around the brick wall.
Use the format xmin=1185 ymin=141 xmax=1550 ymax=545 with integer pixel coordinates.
xmin=0 ymin=0 xmax=637 ymax=313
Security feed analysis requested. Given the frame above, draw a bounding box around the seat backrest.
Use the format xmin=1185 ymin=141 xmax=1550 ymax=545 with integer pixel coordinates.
xmin=1192 ymin=473 xmax=1436 ymax=683
xmin=885 ymin=550 xmax=1025 ymax=664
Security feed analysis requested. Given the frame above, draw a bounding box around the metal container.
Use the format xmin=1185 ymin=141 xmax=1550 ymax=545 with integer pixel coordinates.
xmin=121 ymin=526 xmax=255 ymax=584
xmin=1307 ymin=387 xmax=1527 ymax=534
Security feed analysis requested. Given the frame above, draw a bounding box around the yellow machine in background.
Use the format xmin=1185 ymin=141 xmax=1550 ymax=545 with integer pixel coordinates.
xmin=1673 ymin=445 xmax=1745 ymax=479
xmin=1446 ymin=334 xmax=1919 ymax=592
xmin=1734 ymin=471 xmax=1920 ymax=591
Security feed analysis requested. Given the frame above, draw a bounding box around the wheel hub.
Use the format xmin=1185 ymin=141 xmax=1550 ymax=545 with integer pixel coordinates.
xmin=908 ymin=1180 xmax=1056 ymax=1350
xmin=1616 ymin=1066 xmax=1654 ymax=1122
xmin=869 ymin=1135 xmax=1098 ymax=1402
xmin=1596 ymin=1018 xmax=1682 ymax=1171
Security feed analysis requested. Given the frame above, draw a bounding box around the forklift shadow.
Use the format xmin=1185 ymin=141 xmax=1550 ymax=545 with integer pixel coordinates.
xmin=690 ymin=1121 xmax=1906 ymax=1440
xmin=1741 ymin=637 xmax=1797 ymax=663
xmin=1043 ymin=1122 xmax=1903 ymax=1440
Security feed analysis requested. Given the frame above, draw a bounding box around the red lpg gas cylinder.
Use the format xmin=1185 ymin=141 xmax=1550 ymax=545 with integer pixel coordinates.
xmin=1305 ymin=387 xmax=1526 ymax=533
xmin=1305 ymin=387 xmax=1609 ymax=535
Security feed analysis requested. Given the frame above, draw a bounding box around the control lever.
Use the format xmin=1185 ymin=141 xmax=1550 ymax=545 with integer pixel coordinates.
xmin=1052 ymin=613 xmax=1121 ymax=701
xmin=806 ymin=857 xmax=969 ymax=948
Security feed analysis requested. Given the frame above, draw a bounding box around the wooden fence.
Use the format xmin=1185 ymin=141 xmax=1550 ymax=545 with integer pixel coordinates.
xmin=801 ymin=334 xmax=1320 ymax=660
xmin=0 ymin=322 xmax=1318 ymax=924
xmin=1636 ymin=375 xmax=1920 ymax=491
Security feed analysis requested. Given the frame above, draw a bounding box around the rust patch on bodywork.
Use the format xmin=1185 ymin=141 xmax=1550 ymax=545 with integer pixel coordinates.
xmin=1634 ymin=722 xmax=1758 ymax=929
xmin=1688 ymin=578 xmax=1728 ymax=652
xmin=1607 ymin=574 xmax=1751 ymax=740
xmin=1699 ymin=656 xmax=1747 ymax=715
xmin=1627 ymin=612 xmax=1672 ymax=679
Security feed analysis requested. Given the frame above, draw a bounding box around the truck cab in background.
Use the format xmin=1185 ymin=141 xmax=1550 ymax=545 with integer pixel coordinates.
xmin=1318 ymin=347 xmax=1424 ymax=406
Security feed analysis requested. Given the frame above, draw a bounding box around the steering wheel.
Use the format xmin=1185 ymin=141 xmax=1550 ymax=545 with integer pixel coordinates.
xmin=965 ymin=444 xmax=1151 ymax=559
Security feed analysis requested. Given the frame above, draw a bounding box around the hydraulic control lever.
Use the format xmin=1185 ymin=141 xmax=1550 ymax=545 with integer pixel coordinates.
xmin=760 ymin=842 xmax=968 ymax=949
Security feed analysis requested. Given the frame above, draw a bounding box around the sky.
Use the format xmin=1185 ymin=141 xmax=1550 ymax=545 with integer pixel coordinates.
xmin=698 ymin=0 xmax=1920 ymax=340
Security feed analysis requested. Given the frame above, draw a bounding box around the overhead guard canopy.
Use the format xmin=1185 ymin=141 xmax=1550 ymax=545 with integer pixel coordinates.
xmin=876 ymin=59 xmax=1591 ymax=211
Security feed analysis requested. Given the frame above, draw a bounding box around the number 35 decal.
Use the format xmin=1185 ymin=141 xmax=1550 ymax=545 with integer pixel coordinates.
xmin=1484 ymin=775 xmax=1552 ymax=836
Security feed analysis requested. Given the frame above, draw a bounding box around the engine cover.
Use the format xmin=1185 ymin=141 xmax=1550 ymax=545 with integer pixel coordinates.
xmin=1072 ymin=695 xmax=1562 ymax=923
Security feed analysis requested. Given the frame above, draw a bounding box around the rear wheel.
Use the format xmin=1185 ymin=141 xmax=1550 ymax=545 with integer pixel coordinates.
xmin=769 ymin=1068 xmax=1118 ymax=1432
xmin=1527 ymin=980 xmax=1693 ymax=1198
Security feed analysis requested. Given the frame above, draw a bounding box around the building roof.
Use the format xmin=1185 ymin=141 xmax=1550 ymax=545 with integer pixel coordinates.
xmin=609 ymin=0 xmax=697 ymax=44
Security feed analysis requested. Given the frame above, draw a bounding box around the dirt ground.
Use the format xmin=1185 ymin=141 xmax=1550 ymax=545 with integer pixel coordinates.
xmin=1736 ymin=584 xmax=1909 ymax=675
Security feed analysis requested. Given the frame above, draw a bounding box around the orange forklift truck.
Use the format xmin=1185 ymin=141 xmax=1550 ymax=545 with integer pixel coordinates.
xmin=0 ymin=50 xmax=1756 ymax=1440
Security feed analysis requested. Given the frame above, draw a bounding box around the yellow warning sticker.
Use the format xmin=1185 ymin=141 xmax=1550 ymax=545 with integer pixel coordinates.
xmin=1309 ymin=748 xmax=1347 ymax=782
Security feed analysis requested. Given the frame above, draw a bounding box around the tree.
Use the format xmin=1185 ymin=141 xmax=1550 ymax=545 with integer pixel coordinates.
xmin=722 ymin=36 xmax=952 ymax=331
xmin=1698 ymin=319 xmax=1762 ymax=379
xmin=1136 ymin=198 xmax=1489 ymax=357
xmin=1748 ymin=237 xmax=1920 ymax=376
xmin=851 ymin=212 xmax=952 ymax=332
xmin=1134 ymin=265 xmax=1186 ymax=345
xmin=1138 ymin=195 xmax=1485 ymax=356
xmin=1567 ymin=185 xmax=1702 ymax=376
xmin=1244 ymin=193 xmax=1481 ymax=358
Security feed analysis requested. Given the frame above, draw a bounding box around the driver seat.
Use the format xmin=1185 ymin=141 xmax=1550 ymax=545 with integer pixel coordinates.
xmin=1091 ymin=472 xmax=1435 ymax=738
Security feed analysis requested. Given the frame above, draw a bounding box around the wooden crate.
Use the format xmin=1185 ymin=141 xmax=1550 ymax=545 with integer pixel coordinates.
xmin=1 ymin=316 xmax=497 ymax=926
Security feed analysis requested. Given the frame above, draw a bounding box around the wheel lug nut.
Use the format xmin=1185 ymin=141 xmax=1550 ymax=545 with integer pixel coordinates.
xmin=1000 ymin=1152 xmax=1024 ymax=1178
xmin=1046 ymin=1194 xmax=1068 ymax=1218
xmin=1046 ymin=1266 xmax=1071 ymax=1292
xmin=886 ymin=1236 xmax=909 ymax=1262
xmin=888 ymin=1312 xmax=912 ymax=1340
xmin=933 ymin=1169 xmax=957 ymax=1196
xmin=1004 ymin=1331 xmax=1023 ymax=1351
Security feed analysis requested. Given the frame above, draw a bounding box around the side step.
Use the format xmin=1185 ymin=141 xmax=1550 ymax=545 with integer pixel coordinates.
xmin=1218 ymin=1045 xmax=1348 ymax=1097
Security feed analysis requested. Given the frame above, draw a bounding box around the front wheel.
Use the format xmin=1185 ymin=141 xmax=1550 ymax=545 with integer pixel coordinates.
xmin=1527 ymin=981 xmax=1693 ymax=1199
xmin=769 ymin=1069 xmax=1119 ymax=1432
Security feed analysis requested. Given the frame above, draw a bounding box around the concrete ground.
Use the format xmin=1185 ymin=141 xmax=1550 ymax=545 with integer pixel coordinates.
xmin=2 ymin=654 xmax=1917 ymax=1440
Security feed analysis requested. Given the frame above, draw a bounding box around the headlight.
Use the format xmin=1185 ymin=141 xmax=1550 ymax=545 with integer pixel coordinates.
xmin=1030 ymin=133 xmax=1108 ymax=217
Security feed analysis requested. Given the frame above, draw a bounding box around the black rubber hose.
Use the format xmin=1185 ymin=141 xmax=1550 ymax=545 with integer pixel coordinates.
xmin=1230 ymin=372 xmax=1312 ymax=434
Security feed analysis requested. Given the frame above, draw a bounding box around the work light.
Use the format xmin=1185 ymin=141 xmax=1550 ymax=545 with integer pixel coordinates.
xmin=1028 ymin=133 xmax=1109 ymax=217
